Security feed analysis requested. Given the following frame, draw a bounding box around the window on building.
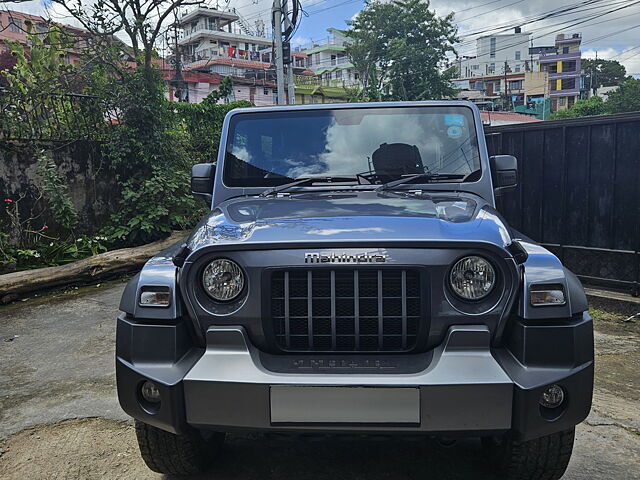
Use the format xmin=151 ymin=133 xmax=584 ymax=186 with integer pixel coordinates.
xmin=562 ymin=60 xmax=576 ymax=72
xmin=494 ymin=81 xmax=501 ymax=93
xmin=9 ymin=17 xmax=22 ymax=33
xmin=490 ymin=37 xmax=496 ymax=58
xmin=36 ymin=22 xmax=48 ymax=34
xmin=515 ymin=64 xmax=520 ymax=72
xmin=472 ymin=64 xmax=479 ymax=70
xmin=509 ymin=80 xmax=523 ymax=90
xmin=558 ymin=97 xmax=566 ymax=106
xmin=562 ymin=46 xmax=569 ymax=54
xmin=561 ymin=78 xmax=575 ymax=90
xmin=264 ymin=88 xmax=270 ymax=95
xmin=488 ymin=63 xmax=495 ymax=74
xmin=354 ymin=72 xmax=359 ymax=80
xmin=331 ymin=54 xmax=336 ymax=66
xmin=335 ymin=69 xmax=342 ymax=79
xmin=550 ymin=80 xmax=557 ymax=91
xmin=515 ymin=50 xmax=521 ymax=60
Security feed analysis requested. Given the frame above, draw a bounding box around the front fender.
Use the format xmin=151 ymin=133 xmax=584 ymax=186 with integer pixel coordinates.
xmin=517 ymin=241 xmax=587 ymax=319
xmin=119 ymin=241 xmax=185 ymax=320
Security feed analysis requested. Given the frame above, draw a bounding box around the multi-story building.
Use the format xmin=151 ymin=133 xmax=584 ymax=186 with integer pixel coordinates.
xmin=455 ymin=28 xmax=538 ymax=79
xmin=302 ymin=28 xmax=360 ymax=87
xmin=536 ymin=33 xmax=582 ymax=111
xmin=453 ymin=30 xmax=582 ymax=115
xmin=177 ymin=7 xmax=273 ymax=77
xmin=177 ymin=6 xmax=317 ymax=105
xmin=0 ymin=9 xmax=89 ymax=65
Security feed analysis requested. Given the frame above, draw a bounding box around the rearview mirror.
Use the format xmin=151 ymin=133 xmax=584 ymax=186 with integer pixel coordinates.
xmin=191 ymin=163 xmax=215 ymax=204
xmin=489 ymin=155 xmax=517 ymax=194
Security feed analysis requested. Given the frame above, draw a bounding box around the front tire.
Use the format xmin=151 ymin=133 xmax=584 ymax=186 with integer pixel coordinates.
xmin=482 ymin=428 xmax=575 ymax=480
xmin=135 ymin=420 xmax=225 ymax=475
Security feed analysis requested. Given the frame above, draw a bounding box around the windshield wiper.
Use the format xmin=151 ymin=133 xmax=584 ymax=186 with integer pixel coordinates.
xmin=259 ymin=175 xmax=371 ymax=197
xmin=375 ymin=172 xmax=471 ymax=191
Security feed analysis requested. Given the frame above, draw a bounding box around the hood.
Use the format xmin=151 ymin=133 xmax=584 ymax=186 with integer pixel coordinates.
xmin=186 ymin=190 xmax=513 ymax=250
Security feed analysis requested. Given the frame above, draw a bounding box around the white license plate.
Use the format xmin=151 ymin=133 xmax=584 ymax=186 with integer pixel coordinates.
xmin=270 ymin=386 xmax=420 ymax=424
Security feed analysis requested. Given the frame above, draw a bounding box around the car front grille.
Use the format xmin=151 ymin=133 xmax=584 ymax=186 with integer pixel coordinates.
xmin=271 ymin=269 xmax=421 ymax=352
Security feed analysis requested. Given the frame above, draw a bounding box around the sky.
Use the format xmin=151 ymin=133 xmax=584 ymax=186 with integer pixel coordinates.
xmin=3 ymin=0 xmax=640 ymax=77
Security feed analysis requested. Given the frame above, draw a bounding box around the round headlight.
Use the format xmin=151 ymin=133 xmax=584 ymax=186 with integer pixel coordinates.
xmin=449 ymin=256 xmax=496 ymax=300
xmin=202 ymin=258 xmax=245 ymax=302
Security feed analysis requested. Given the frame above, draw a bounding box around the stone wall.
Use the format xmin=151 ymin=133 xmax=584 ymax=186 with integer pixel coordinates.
xmin=0 ymin=140 xmax=119 ymax=239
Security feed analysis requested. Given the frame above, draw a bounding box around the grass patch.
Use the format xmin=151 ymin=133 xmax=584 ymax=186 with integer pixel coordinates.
xmin=590 ymin=308 xmax=625 ymax=323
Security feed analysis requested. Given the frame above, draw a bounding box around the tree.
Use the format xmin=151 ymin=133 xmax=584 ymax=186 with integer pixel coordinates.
xmin=605 ymin=78 xmax=640 ymax=113
xmin=51 ymin=0 xmax=201 ymax=82
xmin=346 ymin=0 xmax=458 ymax=101
xmin=582 ymin=58 xmax=627 ymax=91
xmin=550 ymin=96 xmax=607 ymax=120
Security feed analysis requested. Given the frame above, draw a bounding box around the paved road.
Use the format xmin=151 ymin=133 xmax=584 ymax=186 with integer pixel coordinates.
xmin=1 ymin=283 xmax=639 ymax=479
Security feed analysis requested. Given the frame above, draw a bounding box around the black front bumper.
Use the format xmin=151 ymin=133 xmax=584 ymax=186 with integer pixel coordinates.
xmin=116 ymin=313 xmax=593 ymax=441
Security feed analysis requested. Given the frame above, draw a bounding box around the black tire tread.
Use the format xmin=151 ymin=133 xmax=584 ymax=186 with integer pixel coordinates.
xmin=496 ymin=428 xmax=575 ymax=480
xmin=135 ymin=420 xmax=223 ymax=475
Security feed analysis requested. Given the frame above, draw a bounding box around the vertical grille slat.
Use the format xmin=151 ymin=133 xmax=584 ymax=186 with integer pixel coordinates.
xmin=401 ymin=270 xmax=407 ymax=350
xmin=377 ymin=270 xmax=383 ymax=350
xmin=284 ymin=271 xmax=290 ymax=349
xmin=330 ymin=270 xmax=337 ymax=350
xmin=307 ymin=270 xmax=313 ymax=350
xmin=272 ymin=268 xmax=421 ymax=352
xmin=354 ymin=270 xmax=360 ymax=351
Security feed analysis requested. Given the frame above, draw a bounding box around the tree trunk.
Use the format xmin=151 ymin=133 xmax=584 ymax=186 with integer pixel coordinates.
xmin=0 ymin=231 xmax=187 ymax=303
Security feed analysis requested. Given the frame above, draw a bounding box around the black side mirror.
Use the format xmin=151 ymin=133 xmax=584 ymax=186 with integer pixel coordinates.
xmin=489 ymin=155 xmax=518 ymax=194
xmin=191 ymin=163 xmax=215 ymax=204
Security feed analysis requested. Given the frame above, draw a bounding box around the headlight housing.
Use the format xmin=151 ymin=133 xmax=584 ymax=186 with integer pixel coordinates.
xmin=202 ymin=258 xmax=245 ymax=302
xmin=449 ymin=255 xmax=496 ymax=300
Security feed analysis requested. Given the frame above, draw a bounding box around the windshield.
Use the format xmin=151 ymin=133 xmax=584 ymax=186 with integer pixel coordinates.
xmin=223 ymin=106 xmax=481 ymax=187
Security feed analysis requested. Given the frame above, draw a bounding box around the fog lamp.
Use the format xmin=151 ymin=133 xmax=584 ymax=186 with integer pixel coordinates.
xmin=141 ymin=380 xmax=161 ymax=404
xmin=539 ymin=384 xmax=565 ymax=409
xmin=530 ymin=284 xmax=565 ymax=306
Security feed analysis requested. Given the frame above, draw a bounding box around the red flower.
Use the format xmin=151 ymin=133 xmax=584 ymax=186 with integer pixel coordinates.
xmin=4 ymin=198 xmax=13 ymax=203
xmin=42 ymin=225 xmax=49 ymax=230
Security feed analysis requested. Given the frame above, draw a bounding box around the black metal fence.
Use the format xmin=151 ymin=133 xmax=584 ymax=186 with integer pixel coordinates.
xmin=485 ymin=112 xmax=640 ymax=295
xmin=0 ymin=92 xmax=118 ymax=141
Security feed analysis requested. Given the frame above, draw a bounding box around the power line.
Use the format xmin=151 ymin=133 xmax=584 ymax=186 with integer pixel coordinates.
xmin=455 ymin=0 xmax=640 ymax=60
xmin=456 ymin=0 xmax=526 ymax=23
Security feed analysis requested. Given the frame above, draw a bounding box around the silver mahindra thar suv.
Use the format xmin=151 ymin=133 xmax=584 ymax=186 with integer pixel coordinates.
xmin=116 ymin=102 xmax=593 ymax=479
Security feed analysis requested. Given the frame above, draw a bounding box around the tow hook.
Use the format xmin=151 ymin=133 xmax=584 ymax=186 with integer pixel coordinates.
xmin=436 ymin=437 xmax=457 ymax=448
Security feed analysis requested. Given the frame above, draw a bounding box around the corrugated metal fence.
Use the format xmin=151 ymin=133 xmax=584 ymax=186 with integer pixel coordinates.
xmin=485 ymin=112 xmax=640 ymax=295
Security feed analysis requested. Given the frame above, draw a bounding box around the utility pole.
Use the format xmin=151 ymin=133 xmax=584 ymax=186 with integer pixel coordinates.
xmin=287 ymin=54 xmax=295 ymax=104
xmin=171 ymin=13 xmax=188 ymax=102
xmin=592 ymin=50 xmax=598 ymax=96
xmin=503 ymin=60 xmax=509 ymax=111
xmin=282 ymin=0 xmax=295 ymax=104
xmin=273 ymin=0 xmax=286 ymax=105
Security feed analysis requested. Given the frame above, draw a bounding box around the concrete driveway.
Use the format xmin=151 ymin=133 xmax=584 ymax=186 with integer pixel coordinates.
xmin=1 ymin=282 xmax=639 ymax=479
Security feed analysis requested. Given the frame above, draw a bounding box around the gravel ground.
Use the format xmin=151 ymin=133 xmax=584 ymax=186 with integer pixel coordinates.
xmin=0 ymin=283 xmax=639 ymax=479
